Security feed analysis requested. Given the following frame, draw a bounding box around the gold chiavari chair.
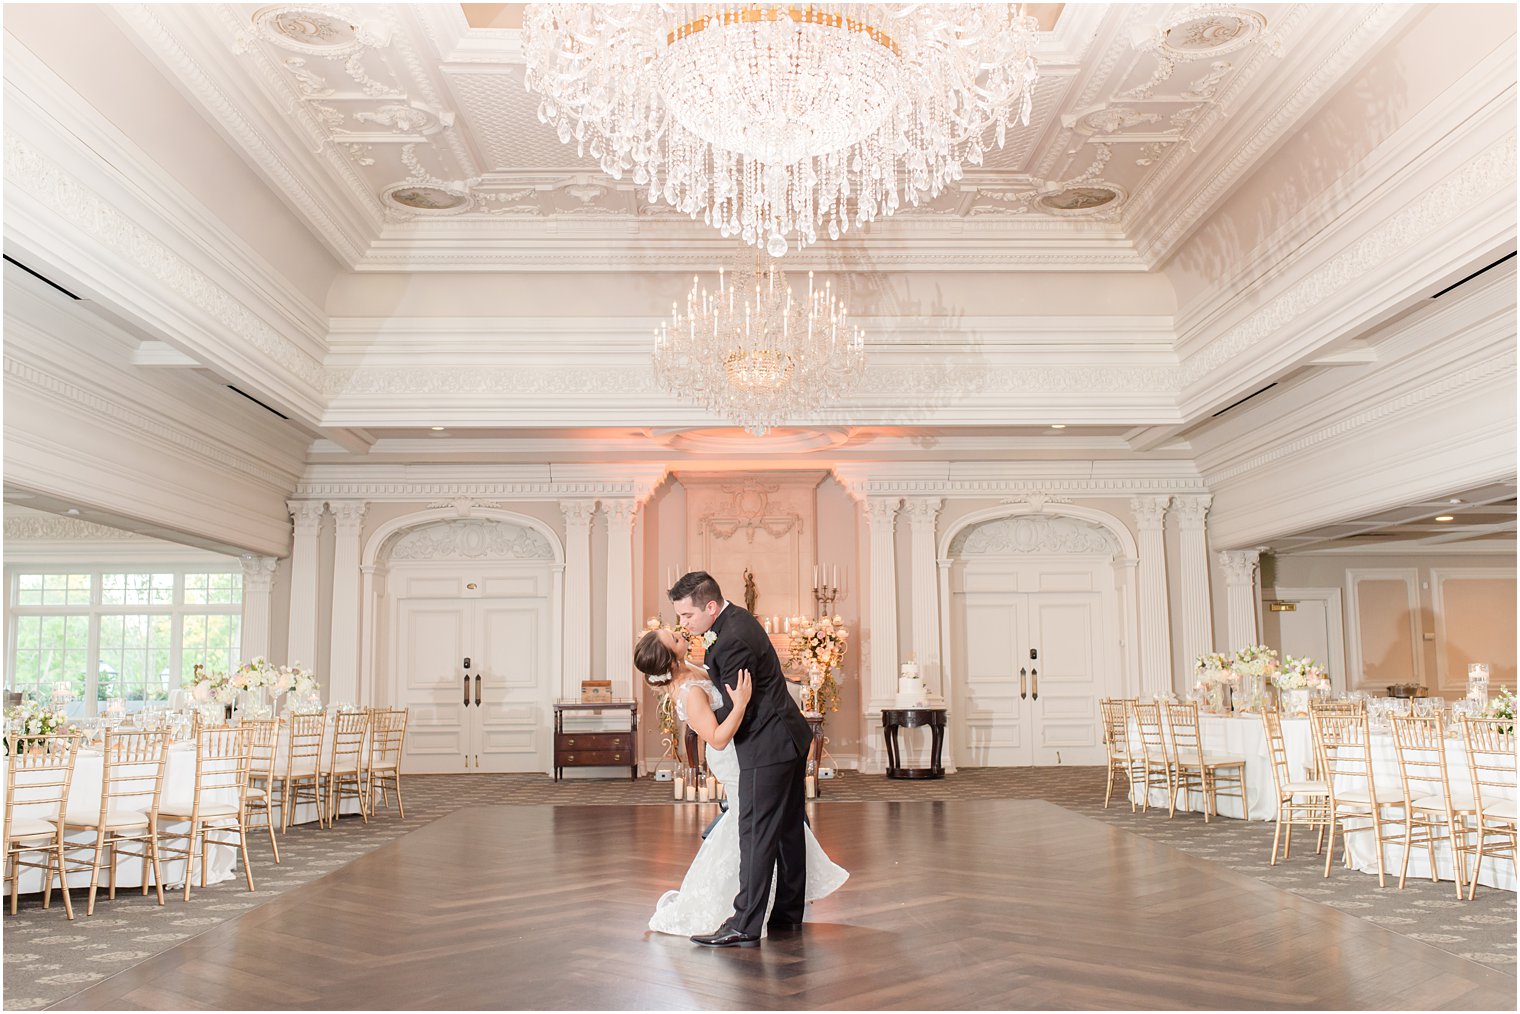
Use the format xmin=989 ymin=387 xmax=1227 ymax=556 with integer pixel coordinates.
xmin=1165 ymin=702 xmax=1246 ymax=823
xmin=1098 ymin=699 xmax=1140 ymax=810
xmin=276 ymin=713 xmax=326 ymax=832
xmin=157 ymin=727 xmax=254 ymax=901
xmin=1313 ymin=709 xmax=1401 ymax=886
xmin=4 ymin=733 xmax=82 ymax=919
xmin=1389 ymin=714 xmax=1476 ymax=898
xmin=1261 ymin=710 xmax=1329 ymax=864
xmin=1458 ymin=715 xmax=1517 ymax=900
xmin=242 ymin=718 xmax=281 ymax=863
xmin=366 ymin=707 xmax=409 ymax=818
xmin=323 ymin=711 xmax=371 ymax=827
xmin=1128 ymin=701 xmax=1174 ymax=815
xmin=61 ymin=729 xmax=171 ymax=915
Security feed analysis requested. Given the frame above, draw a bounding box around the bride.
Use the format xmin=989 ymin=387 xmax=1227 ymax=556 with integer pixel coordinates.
xmin=634 ymin=627 xmax=848 ymax=937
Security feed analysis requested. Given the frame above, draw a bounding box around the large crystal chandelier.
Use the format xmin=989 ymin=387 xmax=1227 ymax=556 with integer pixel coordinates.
xmin=654 ymin=256 xmax=865 ymax=433
xmin=522 ymin=5 xmax=1039 ymax=255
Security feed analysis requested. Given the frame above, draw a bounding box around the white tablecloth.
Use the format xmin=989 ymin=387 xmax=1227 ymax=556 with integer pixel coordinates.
xmin=272 ymin=722 xmax=366 ymax=826
xmin=1129 ymin=713 xmax=1314 ymax=820
xmin=1336 ymin=734 xmax=1517 ymax=892
xmin=12 ymin=742 xmax=238 ymax=894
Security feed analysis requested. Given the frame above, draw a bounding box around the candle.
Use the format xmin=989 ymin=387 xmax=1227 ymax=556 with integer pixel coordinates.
xmin=673 ymin=776 xmax=684 ymax=801
xmin=686 ymin=784 xmax=696 ymax=802
xmin=814 ymin=564 xmax=819 ymax=586
xmin=784 ymin=617 xmax=791 ymax=633
xmin=707 ymin=775 xmax=717 ymax=796
xmin=698 ymin=786 xmax=709 ymax=803
xmin=805 ymin=775 xmax=817 ymax=799
xmin=833 ymin=565 xmax=839 ymax=588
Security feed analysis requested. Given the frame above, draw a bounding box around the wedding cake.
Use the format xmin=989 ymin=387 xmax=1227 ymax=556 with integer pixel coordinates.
xmin=895 ymin=662 xmax=943 ymax=708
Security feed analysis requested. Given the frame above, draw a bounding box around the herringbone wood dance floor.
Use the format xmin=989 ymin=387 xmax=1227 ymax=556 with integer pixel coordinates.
xmin=50 ymin=800 xmax=1516 ymax=1011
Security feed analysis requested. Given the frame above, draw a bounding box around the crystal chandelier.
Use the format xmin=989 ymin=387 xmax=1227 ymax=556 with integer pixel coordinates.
xmin=522 ymin=5 xmax=1040 ymax=255
xmin=654 ymin=256 xmax=865 ymax=434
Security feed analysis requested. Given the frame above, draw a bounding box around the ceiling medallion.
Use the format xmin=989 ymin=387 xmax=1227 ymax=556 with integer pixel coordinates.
xmin=522 ymin=5 xmax=1040 ymax=256
xmin=1036 ymin=184 xmax=1124 ymax=215
xmin=382 ymin=184 xmax=472 ymax=214
xmin=252 ymin=6 xmax=363 ymax=53
xmin=1160 ymin=6 xmax=1269 ymax=59
xmin=654 ymin=255 xmax=865 ymax=435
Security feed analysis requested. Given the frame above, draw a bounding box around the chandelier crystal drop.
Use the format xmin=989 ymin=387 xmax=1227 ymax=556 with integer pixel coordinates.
xmin=654 ymin=256 xmax=866 ymax=434
xmin=522 ymin=4 xmax=1040 ymax=255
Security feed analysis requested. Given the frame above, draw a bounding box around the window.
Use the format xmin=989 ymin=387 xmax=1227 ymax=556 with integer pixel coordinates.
xmin=7 ymin=568 xmax=242 ymax=715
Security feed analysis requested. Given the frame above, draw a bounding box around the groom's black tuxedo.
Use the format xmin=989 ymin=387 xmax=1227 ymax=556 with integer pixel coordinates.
xmin=704 ymin=603 xmax=811 ymax=936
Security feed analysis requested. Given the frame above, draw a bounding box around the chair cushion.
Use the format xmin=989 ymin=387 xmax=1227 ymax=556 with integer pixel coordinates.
xmin=245 ymin=786 xmax=268 ymax=801
xmin=275 ymin=762 xmax=318 ymax=777
xmin=6 ymin=817 xmax=61 ymax=839
xmin=158 ymin=800 xmax=241 ymax=819
xmin=1412 ymin=792 xmax=1477 ymax=813
xmin=1202 ymin=755 xmax=1246 ymax=768
xmin=1285 ymin=780 xmax=1329 ymax=794
xmin=329 ymin=762 xmax=362 ymax=775
xmin=64 ymin=808 xmax=149 ymax=830
xmin=1332 ymin=787 xmax=1394 ymax=806
xmin=1481 ymin=798 xmax=1518 ymax=821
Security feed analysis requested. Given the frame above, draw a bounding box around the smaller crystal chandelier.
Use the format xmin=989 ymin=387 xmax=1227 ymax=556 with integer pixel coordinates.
xmin=654 ymin=256 xmax=865 ymax=434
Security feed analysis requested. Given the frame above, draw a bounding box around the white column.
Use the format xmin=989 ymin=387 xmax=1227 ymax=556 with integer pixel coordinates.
xmin=285 ymin=500 xmax=325 ymax=670
xmin=238 ymin=555 xmax=277 ymax=661
xmin=327 ymin=501 xmax=366 ymax=704
xmin=903 ymin=498 xmax=944 ymax=690
xmin=1218 ymin=549 xmax=1264 ymax=649
xmin=864 ymin=497 xmax=902 ymax=711
xmin=1174 ymin=495 xmax=1215 ymax=673
xmin=1130 ymin=495 xmax=1173 ymax=698
xmin=602 ymin=498 xmax=637 ymax=700
xmin=559 ymin=500 xmax=597 ymax=698
xmin=1115 ymin=556 xmax=1142 ymax=697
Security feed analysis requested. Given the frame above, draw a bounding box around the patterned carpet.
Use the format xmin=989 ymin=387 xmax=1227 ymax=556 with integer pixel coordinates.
xmin=3 ymin=767 xmax=1514 ymax=1010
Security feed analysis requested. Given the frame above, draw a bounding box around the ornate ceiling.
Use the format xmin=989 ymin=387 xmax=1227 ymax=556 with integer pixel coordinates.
xmin=114 ymin=3 xmax=1408 ymax=270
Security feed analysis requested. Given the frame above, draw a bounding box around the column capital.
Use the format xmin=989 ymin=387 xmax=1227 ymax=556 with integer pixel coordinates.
xmin=330 ymin=500 xmax=368 ymax=534
xmin=863 ymin=497 xmax=901 ymax=529
xmin=239 ymin=554 xmax=278 ymax=590
xmin=287 ymin=499 xmax=325 ymax=534
xmin=559 ymin=499 xmax=598 ymax=528
xmin=1217 ymin=548 xmax=1263 ymax=585
xmin=1172 ymin=494 xmax=1213 ymax=530
xmin=902 ymin=497 xmax=944 ymax=528
xmin=1129 ymin=495 xmax=1172 ymax=531
xmin=602 ymin=498 xmax=638 ymax=530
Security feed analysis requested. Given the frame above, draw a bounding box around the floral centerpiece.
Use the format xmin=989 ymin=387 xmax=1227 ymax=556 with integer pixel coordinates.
xmin=1192 ymin=652 xmax=1235 ymax=712
xmin=1274 ymin=654 xmax=1330 ymax=714
xmin=4 ymin=699 xmax=71 ymax=752
xmin=789 ymin=615 xmax=849 ymax=716
xmin=235 ymin=657 xmax=320 ymax=700
xmin=1487 ymin=686 xmax=1515 ymax=734
xmin=189 ymin=663 xmax=240 ymax=706
xmin=1231 ymin=644 xmax=1280 ymax=712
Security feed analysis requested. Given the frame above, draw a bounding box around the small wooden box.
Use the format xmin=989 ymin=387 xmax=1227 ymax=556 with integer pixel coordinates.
xmin=580 ymin=680 xmax=613 ymax=704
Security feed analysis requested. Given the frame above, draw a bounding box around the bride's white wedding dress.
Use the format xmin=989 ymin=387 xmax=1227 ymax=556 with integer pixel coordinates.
xmin=648 ymin=675 xmax=849 ymax=936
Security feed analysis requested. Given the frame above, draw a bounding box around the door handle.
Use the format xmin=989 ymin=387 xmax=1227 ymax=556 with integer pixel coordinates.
xmin=463 ymin=673 xmax=470 ymax=707
xmin=1031 ymin=667 xmax=1039 ymax=701
xmin=1019 ymin=667 xmax=1028 ymax=700
xmin=474 ymin=673 xmax=482 ymax=707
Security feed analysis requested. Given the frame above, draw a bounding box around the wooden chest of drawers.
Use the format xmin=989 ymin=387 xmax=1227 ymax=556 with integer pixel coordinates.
xmin=553 ymin=702 xmax=638 ymax=781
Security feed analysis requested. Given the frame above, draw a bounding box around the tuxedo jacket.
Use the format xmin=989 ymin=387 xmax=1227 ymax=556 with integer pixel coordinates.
xmin=706 ymin=603 xmax=812 ymax=769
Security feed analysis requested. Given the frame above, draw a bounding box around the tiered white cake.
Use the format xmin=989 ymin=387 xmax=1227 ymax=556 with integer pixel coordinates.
xmin=895 ymin=662 xmax=944 ymax=708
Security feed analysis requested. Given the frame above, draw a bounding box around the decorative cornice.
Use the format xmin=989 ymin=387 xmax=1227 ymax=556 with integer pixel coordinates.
xmin=2 ymin=354 xmax=293 ymax=493
xmin=1180 ymin=133 xmax=1518 ymax=387
xmin=951 ymin=514 xmax=1120 ymax=557
xmin=3 ymin=513 xmax=152 ymax=542
xmin=2 ymin=132 xmax=327 ymax=394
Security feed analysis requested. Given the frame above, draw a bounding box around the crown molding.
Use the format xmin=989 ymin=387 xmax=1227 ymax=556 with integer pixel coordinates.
xmin=293 ymin=462 xmax=669 ymax=503
xmin=829 ymin=460 xmax=1208 ymax=500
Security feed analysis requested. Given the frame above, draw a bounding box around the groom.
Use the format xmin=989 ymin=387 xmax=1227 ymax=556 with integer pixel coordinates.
xmin=670 ymin=570 xmax=812 ymax=947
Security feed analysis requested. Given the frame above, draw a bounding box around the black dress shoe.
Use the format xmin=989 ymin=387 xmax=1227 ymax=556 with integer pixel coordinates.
xmin=766 ymin=921 xmax=803 ymax=933
xmin=691 ymin=928 xmax=760 ymax=948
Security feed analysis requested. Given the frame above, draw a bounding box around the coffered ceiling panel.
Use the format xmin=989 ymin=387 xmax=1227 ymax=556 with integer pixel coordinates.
xmin=111 ymin=3 xmax=1411 ymax=270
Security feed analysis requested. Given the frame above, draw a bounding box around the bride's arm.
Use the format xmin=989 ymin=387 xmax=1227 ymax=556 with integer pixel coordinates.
xmin=681 ymin=670 xmax=753 ymax=750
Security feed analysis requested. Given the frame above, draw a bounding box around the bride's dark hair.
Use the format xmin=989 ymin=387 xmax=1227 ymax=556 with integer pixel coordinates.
xmin=634 ymin=630 xmax=677 ymax=686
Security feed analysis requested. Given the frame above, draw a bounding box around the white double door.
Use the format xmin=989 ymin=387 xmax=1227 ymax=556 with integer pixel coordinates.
xmin=951 ymin=559 xmax=1119 ymax=767
xmin=390 ymin=568 xmax=553 ymax=773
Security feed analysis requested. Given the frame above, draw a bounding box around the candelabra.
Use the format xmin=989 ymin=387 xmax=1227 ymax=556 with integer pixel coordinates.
xmin=813 ymin=582 xmax=839 ymax=615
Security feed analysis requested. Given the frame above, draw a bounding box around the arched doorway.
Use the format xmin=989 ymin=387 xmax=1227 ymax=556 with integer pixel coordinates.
xmin=940 ymin=508 xmax=1136 ymax=767
xmin=364 ymin=509 xmax=564 ymax=773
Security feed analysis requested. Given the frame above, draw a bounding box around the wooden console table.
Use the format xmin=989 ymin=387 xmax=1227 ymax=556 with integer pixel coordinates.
xmin=554 ymin=701 xmax=638 ymax=781
xmin=881 ymin=707 xmax=948 ymax=780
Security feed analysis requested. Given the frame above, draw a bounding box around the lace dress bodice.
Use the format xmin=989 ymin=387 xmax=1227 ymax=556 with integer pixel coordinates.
xmin=673 ymin=673 xmax=724 ymax=725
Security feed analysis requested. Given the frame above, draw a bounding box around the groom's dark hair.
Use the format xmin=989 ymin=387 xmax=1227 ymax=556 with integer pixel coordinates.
xmin=669 ymin=570 xmax=722 ymax=607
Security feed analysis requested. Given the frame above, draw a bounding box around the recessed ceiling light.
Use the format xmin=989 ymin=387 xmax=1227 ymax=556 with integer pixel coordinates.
xmin=1434 ymin=515 xmax=1455 ymax=522
xmin=1050 ymin=424 xmax=1067 ymax=429
xmin=1448 ymin=498 xmax=1464 ymax=504
xmin=64 ymin=507 xmax=80 ymax=516
xmin=430 ymin=426 xmax=446 ymax=432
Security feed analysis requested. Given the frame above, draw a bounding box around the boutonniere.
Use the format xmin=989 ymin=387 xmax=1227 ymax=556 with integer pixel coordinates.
xmin=702 ymin=631 xmax=717 ymax=649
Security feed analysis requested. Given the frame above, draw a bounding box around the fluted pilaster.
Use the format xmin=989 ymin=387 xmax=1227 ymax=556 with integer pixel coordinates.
xmin=1218 ymin=549 xmax=1264 ymax=650
xmin=559 ymin=500 xmax=597 ymax=698
xmin=864 ymin=497 xmax=902 ymax=711
xmin=602 ymin=498 xmax=637 ymax=699
xmin=328 ymin=501 xmax=367 ymax=704
xmin=1174 ymin=495 xmax=1215 ymax=674
xmin=903 ymin=498 xmax=944 ymax=693
xmin=285 ymin=500 xmax=325 ymax=671
xmin=1130 ymin=496 xmax=1173 ymax=698
xmin=238 ymin=555 xmax=278 ymax=661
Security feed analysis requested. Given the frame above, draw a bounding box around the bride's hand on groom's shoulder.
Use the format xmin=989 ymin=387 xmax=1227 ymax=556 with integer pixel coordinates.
xmin=727 ymin=669 xmax=753 ymax=708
